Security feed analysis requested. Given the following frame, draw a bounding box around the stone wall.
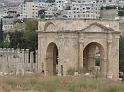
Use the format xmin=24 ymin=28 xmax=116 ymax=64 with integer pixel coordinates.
xmin=0 ymin=48 xmax=38 ymax=75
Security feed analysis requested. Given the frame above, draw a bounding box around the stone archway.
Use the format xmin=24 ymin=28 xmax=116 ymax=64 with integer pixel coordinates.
xmin=38 ymin=19 xmax=120 ymax=80
xmin=46 ymin=42 xmax=58 ymax=75
xmin=83 ymin=42 xmax=105 ymax=77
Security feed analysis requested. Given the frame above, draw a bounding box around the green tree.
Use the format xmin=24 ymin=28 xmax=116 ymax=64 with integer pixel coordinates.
xmin=38 ymin=10 xmax=45 ymax=19
xmin=118 ymin=11 xmax=124 ymax=16
xmin=38 ymin=9 xmax=45 ymax=16
xmin=46 ymin=0 xmax=55 ymax=3
xmin=24 ymin=31 xmax=38 ymax=50
xmin=40 ymin=14 xmax=45 ymax=19
xmin=65 ymin=6 xmax=71 ymax=10
xmin=24 ymin=0 xmax=33 ymax=3
xmin=101 ymin=6 xmax=117 ymax=10
xmin=3 ymin=16 xmax=13 ymax=18
xmin=16 ymin=14 xmax=20 ymax=17
xmin=8 ymin=19 xmax=38 ymax=50
xmin=25 ymin=19 xmax=38 ymax=32
xmin=0 ymin=18 xmax=3 ymax=43
xmin=0 ymin=41 xmax=9 ymax=48
xmin=8 ymin=30 xmax=24 ymax=49
xmin=119 ymin=35 xmax=124 ymax=72
xmin=24 ymin=19 xmax=38 ymax=50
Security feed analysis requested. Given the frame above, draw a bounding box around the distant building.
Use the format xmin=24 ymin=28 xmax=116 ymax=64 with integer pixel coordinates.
xmin=118 ymin=0 xmax=124 ymax=7
xmin=2 ymin=18 xmax=14 ymax=31
xmin=97 ymin=0 xmax=118 ymax=6
xmin=21 ymin=2 xmax=39 ymax=19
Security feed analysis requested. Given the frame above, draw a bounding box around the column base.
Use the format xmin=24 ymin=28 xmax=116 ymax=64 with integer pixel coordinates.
xmin=57 ymin=74 xmax=61 ymax=76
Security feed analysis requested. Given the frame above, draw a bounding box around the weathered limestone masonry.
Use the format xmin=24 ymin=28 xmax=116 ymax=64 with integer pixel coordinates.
xmin=0 ymin=48 xmax=38 ymax=75
xmin=38 ymin=19 xmax=120 ymax=80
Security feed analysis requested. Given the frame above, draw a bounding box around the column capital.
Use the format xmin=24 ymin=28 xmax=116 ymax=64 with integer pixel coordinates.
xmin=79 ymin=41 xmax=83 ymax=44
xmin=103 ymin=58 xmax=107 ymax=62
xmin=79 ymin=38 xmax=84 ymax=44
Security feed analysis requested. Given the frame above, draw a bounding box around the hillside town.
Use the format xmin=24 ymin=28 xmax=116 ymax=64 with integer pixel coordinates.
xmin=0 ymin=0 xmax=124 ymax=32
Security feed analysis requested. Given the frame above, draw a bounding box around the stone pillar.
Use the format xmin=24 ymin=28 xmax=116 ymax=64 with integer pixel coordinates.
xmin=2 ymin=48 xmax=6 ymax=72
xmin=100 ymin=58 xmax=107 ymax=78
xmin=35 ymin=50 xmax=38 ymax=72
xmin=25 ymin=49 xmax=29 ymax=72
xmin=21 ymin=49 xmax=25 ymax=69
xmin=30 ymin=51 xmax=34 ymax=72
xmin=11 ymin=48 xmax=15 ymax=71
xmin=107 ymin=40 xmax=112 ymax=74
xmin=5 ymin=48 xmax=9 ymax=70
xmin=78 ymin=34 xmax=84 ymax=68
xmin=79 ymin=42 xmax=84 ymax=68
xmin=88 ymin=55 xmax=95 ymax=71
xmin=38 ymin=34 xmax=42 ymax=73
xmin=0 ymin=48 xmax=2 ymax=52
xmin=57 ymin=58 xmax=61 ymax=76
xmin=57 ymin=47 xmax=62 ymax=76
xmin=88 ymin=45 xmax=96 ymax=72
xmin=107 ymin=31 xmax=112 ymax=74
xmin=44 ymin=56 xmax=47 ymax=74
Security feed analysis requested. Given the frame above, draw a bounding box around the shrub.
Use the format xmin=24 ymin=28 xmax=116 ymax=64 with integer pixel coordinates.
xmin=67 ymin=67 xmax=76 ymax=75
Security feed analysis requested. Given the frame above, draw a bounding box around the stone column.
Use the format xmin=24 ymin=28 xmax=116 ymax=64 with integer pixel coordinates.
xmin=79 ymin=42 xmax=84 ymax=68
xmin=107 ymin=40 xmax=112 ymax=74
xmin=100 ymin=58 xmax=107 ymax=78
xmin=107 ymin=31 xmax=113 ymax=77
xmin=35 ymin=50 xmax=38 ymax=72
xmin=57 ymin=58 xmax=62 ymax=76
xmin=88 ymin=55 xmax=95 ymax=71
xmin=88 ymin=45 xmax=96 ymax=72
xmin=21 ymin=49 xmax=25 ymax=69
xmin=25 ymin=49 xmax=29 ymax=72
xmin=30 ymin=51 xmax=34 ymax=72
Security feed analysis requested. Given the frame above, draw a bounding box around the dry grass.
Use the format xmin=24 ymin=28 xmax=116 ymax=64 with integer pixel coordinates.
xmin=0 ymin=73 xmax=124 ymax=92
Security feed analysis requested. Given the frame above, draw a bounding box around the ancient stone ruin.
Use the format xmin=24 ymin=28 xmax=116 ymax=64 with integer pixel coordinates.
xmin=0 ymin=48 xmax=38 ymax=76
xmin=38 ymin=19 xmax=120 ymax=80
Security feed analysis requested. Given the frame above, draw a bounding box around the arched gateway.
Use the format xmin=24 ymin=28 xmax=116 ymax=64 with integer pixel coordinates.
xmin=46 ymin=42 xmax=59 ymax=75
xmin=38 ymin=19 xmax=120 ymax=80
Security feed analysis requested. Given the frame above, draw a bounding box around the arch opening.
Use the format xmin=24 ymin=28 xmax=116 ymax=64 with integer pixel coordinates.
xmin=46 ymin=42 xmax=58 ymax=75
xmin=83 ymin=42 xmax=105 ymax=76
